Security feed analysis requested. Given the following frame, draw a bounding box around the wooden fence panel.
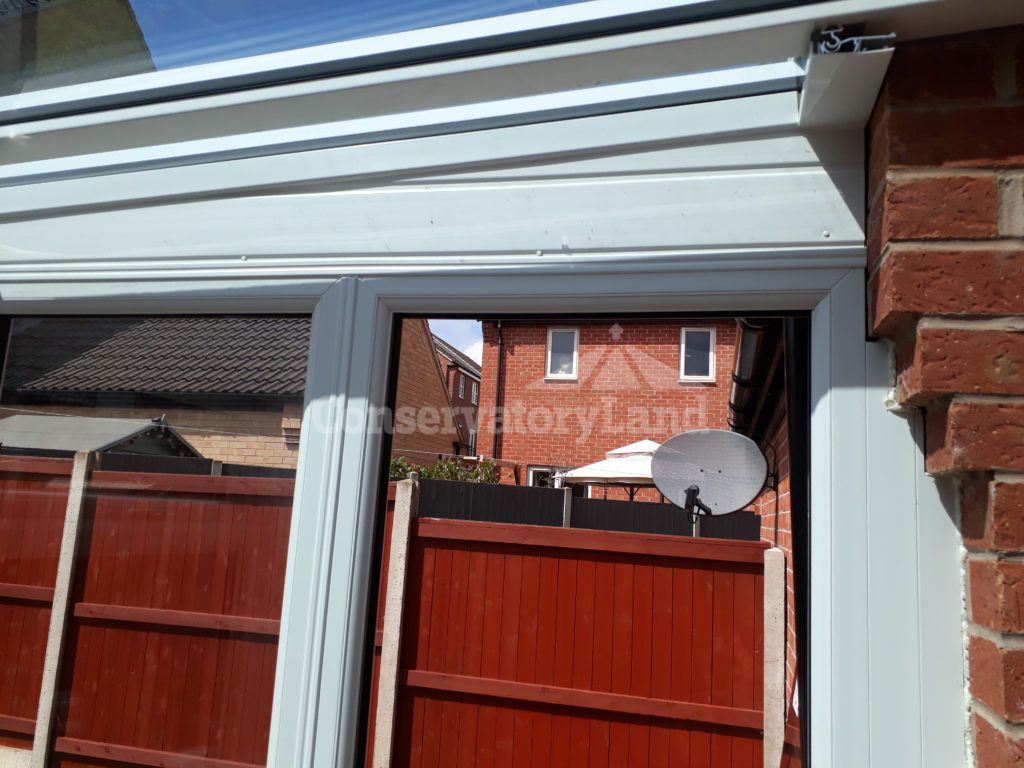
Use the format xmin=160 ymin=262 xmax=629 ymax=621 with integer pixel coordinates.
xmin=0 ymin=457 xmax=73 ymax=750
xmin=390 ymin=518 xmax=768 ymax=768
xmin=48 ymin=471 xmax=294 ymax=768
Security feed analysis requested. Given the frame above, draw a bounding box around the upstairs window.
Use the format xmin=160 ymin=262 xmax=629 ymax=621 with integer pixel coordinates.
xmin=458 ymin=373 xmax=465 ymax=398
xmin=680 ymin=327 xmax=716 ymax=382
xmin=546 ymin=328 xmax=578 ymax=380
xmin=471 ymin=380 xmax=479 ymax=405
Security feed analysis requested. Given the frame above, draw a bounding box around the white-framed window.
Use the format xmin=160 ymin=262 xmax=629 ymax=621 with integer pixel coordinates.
xmin=471 ymin=380 xmax=479 ymax=405
xmin=468 ymin=429 xmax=477 ymax=453
xmin=546 ymin=328 xmax=579 ymax=380
xmin=458 ymin=373 xmax=465 ymax=398
xmin=679 ymin=327 xmax=716 ymax=382
xmin=528 ymin=466 xmax=556 ymax=487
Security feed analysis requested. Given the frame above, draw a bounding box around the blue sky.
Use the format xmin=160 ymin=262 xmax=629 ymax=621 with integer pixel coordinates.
xmin=128 ymin=0 xmax=585 ymax=69
xmin=428 ymin=318 xmax=483 ymax=364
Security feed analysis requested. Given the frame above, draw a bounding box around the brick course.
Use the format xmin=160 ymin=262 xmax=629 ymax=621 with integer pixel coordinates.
xmin=867 ymin=24 xmax=1024 ymax=766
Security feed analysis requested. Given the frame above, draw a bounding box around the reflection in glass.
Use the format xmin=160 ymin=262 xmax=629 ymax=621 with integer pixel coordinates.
xmin=0 ymin=0 xmax=588 ymax=97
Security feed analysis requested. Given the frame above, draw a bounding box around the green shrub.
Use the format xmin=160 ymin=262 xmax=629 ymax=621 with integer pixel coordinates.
xmin=388 ymin=455 xmax=499 ymax=483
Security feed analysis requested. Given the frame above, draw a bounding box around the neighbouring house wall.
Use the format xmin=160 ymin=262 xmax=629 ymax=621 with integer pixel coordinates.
xmin=437 ymin=356 xmax=480 ymax=454
xmin=392 ymin=319 xmax=463 ymax=461
xmin=867 ymin=25 xmax=1024 ymax=768
xmin=0 ymin=402 xmax=302 ymax=468
xmin=476 ymin=320 xmax=737 ymax=492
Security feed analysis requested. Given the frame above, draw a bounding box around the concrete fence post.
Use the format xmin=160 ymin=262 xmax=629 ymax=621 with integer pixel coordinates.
xmin=30 ymin=451 xmax=95 ymax=768
xmin=763 ymin=547 xmax=786 ymax=768
xmin=562 ymin=488 xmax=573 ymax=528
xmin=372 ymin=475 xmax=419 ymax=768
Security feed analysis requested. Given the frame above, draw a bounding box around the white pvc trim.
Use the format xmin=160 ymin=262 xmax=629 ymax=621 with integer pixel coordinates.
xmin=0 ymin=0 xmax=921 ymax=123
xmin=0 ymin=62 xmax=803 ymax=188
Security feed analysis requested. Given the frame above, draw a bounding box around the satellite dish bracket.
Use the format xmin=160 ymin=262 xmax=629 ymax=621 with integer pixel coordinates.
xmin=683 ymin=485 xmax=713 ymax=523
xmin=762 ymin=442 xmax=780 ymax=492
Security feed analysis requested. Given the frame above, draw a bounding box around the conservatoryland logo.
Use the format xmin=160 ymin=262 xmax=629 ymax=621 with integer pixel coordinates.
xmin=319 ymin=323 xmax=713 ymax=445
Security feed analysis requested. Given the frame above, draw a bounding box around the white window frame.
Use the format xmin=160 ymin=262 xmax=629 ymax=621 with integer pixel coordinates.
xmin=0 ymin=266 xmax=963 ymax=768
xmin=545 ymin=327 xmax=579 ymax=380
xmin=679 ymin=326 xmax=717 ymax=382
xmin=527 ymin=465 xmax=555 ymax=487
xmin=471 ymin=379 xmax=479 ymax=405
xmin=458 ymin=373 xmax=465 ymax=398
xmin=468 ymin=428 xmax=477 ymax=454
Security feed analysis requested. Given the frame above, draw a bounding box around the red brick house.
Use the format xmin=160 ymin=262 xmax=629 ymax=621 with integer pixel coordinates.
xmin=476 ymin=319 xmax=737 ymax=492
xmin=431 ymin=332 xmax=481 ymax=454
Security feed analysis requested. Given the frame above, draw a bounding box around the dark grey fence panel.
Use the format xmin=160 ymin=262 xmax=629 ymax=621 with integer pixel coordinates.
xmin=417 ymin=479 xmax=563 ymax=526
xmin=93 ymin=452 xmax=297 ymax=478
xmin=571 ymin=498 xmax=694 ymax=537
xmin=220 ymin=463 xmax=297 ymax=478
xmin=413 ymin=480 xmax=761 ymax=542
xmin=95 ymin=452 xmax=214 ymax=475
xmin=698 ymin=511 xmax=761 ymax=541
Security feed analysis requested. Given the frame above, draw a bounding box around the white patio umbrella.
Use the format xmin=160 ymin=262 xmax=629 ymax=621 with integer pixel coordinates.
xmin=554 ymin=440 xmax=661 ymax=500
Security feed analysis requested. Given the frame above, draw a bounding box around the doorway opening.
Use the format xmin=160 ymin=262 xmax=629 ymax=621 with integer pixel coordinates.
xmin=360 ymin=312 xmax=810 ymax=767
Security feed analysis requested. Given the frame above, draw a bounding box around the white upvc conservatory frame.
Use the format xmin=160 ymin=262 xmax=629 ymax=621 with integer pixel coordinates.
xmin=0 ymin=1 xmax=968 ymax=764
xmin=0 ymin=262 xmax=963 ymax=768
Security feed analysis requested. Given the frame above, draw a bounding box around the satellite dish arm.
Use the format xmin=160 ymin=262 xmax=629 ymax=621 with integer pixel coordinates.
xmin=683 ymin=485 xmax=713 ymax=522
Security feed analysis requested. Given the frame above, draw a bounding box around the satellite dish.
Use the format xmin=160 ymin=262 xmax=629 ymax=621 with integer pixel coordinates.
xmin=651 ymin=429 xmax=767 ymax=516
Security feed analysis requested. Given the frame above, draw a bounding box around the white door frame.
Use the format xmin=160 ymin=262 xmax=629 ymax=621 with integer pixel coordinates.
xmin=0 ymin=260 xmax=964 ymax=767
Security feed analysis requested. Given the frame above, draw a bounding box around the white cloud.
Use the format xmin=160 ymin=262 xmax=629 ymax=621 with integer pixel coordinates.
xmin=462 ymin=340 xmax=483 ymax=365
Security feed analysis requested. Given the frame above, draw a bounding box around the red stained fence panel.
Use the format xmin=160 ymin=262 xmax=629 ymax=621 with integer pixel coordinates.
xmin=51 ymin=471 xmax=294 ymax=768
xmin=0 ymin=459 xmax=295 ymax=768
xmin=385 ymin=516 xmax=768 ymax=768
xmin=0 ymin=457 xmax=73 ymax=750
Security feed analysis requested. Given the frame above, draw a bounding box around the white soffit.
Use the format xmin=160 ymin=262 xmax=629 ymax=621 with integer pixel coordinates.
xmin=0 ymin=91 xmax=865 ymax=281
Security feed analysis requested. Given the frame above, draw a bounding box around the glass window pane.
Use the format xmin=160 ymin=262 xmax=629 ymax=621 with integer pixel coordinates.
xmin=548 ymin=330 xmax=575 ymax=375
xmin=0 ymin=314 xmax=308 ymax=765
xmin=1 ymin=0 xmax=590 ymax=97
xmin=683 ymin=329 xmax=712 ymax=378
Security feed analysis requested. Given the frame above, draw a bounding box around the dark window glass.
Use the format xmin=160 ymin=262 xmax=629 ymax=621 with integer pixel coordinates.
xmin=548 ymin=330 xmax=576 ymax=376
xmin=683 ymin=329 xmax=712 ymax=378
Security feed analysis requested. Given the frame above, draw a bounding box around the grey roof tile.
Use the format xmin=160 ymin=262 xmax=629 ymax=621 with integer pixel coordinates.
xmin=3 ymin=316 xmax=309 ymax=397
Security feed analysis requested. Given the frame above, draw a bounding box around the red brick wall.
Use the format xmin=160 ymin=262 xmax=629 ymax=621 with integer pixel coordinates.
xmin=392 ymin=319 xmax=463 ymax=460
xmin=867 ymin=26 xmax=1024 ymax=767
xmin=436 ymin=355 xmax=480 ymax=454
xmin=476 ymin=320 xmax=737 ymax=489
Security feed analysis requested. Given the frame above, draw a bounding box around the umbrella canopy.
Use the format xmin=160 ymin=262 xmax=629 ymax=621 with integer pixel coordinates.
xmin=555 ymin=440 xmax=661 ymax=487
